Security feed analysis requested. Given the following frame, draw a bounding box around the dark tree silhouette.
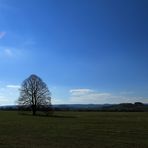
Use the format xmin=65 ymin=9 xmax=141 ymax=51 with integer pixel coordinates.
xmin=18 ymin=74 xmax=52 ymax=115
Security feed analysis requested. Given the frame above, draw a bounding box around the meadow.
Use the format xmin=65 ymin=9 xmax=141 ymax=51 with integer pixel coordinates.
xmin=0 ymin=111 xmax=148 ymax=148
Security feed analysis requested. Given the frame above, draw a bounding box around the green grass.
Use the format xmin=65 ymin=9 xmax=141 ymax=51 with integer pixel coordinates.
xmin=0 ymin=111 xmax=148 ymax=148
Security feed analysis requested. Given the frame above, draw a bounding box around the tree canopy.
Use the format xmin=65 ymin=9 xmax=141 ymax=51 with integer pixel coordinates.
xmin=18 ymin=74 xmax=52 ymax=115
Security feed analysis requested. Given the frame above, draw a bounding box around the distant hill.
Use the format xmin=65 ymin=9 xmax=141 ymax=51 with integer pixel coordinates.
xmin=0 ymin=104 xmax=112 ymax=111
xmin=53 ymin=104 xmax=111 ymax=111
xmin=101 ymin=102 xmax=148 ymax=112
xmin=0 ymin=102 xmax=148 ymax=112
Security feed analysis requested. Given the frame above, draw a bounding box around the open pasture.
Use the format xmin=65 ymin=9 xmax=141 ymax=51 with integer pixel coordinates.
xmin=0 ymin=111 xmax=148 ymax=148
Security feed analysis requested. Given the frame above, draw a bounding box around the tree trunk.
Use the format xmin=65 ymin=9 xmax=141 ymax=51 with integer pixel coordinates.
xmin=33 ymin=110 xmax=36 ymax=115
xmin=32 ymin=105 xmax=36 ymax=116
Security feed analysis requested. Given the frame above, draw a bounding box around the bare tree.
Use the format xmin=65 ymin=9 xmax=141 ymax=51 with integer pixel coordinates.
xmin=18 ymin=74 xmax=52 ymax=115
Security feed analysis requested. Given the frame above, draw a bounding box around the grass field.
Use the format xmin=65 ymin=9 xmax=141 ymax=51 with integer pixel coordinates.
xmin=0 ymin=111 xmax=148 ymax=148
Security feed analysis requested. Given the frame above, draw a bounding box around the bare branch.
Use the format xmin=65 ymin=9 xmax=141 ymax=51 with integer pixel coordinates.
xmin=18 ymin=74 xmax=52 ymax=115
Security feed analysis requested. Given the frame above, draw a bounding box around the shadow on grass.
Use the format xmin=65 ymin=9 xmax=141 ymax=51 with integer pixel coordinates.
xmin=50 ymin=114 xmax=77 ymax=118
xmin=18 ymin=112 xmax=77 ymax=118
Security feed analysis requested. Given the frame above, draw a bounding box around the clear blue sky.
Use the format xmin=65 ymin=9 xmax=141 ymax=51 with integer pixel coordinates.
xmin=0 ymin=0 xmax=148 ymax=105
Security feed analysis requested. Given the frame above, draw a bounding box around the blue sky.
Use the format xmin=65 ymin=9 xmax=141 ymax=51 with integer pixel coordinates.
xmin=0 ymin=0 xmax=148 ymax=105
